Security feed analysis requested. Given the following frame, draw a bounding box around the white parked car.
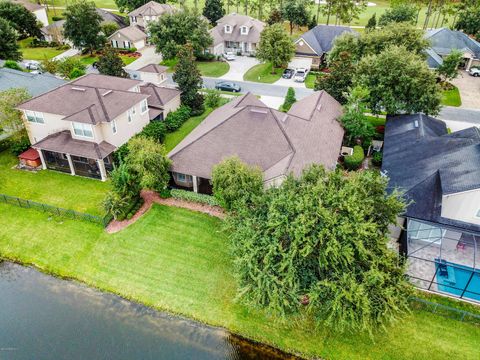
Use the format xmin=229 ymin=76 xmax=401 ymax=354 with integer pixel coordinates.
xmin=25 ymin=60 xmax=41 ymax=70
xmin=468 ymin=67 xmax=480 ymax=77
xmin=222 ymin=52 xmax=236 ymax=61
xmin=294 ymin=68 xmax=308 ymax=82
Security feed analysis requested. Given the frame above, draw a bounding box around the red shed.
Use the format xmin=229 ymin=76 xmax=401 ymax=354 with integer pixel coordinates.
xmin=18 ymin=148 xmax=42 ymax=168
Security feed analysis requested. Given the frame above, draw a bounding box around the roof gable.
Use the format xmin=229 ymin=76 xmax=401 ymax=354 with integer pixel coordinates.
xmin=425 ymin=28 xmax=480 ymax=58
xmin=297 ymin=25 xmax=356 ymax=55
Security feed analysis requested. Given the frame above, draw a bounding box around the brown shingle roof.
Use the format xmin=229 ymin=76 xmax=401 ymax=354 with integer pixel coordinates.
xmin=17 ymin=74 xmax=149 ymax=124
xmin=139 ymin=83 xmax=180 ymax=107
xmin=33 ymin=131 xmax=116 ymax=159
xmin=71 ymin=73 xmax=141 ymax=91
xmin=137 ymin=64 xmax=168 ymax=74
xmin=210 ymin=13 xmax=265 ymax=46
xmin=168 ymin=91 xmax=344 ymax=181
xmin=13 ymin=0 xmax=44 ymax=12
xmin=128 ymin=1 xmax=175 ymax=17
xmin=108 ymin=25 xmax=147 ymax=42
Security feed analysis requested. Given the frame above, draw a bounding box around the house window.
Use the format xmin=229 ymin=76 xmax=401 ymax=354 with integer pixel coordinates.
xmin=124 ymin=41 xmax=131 ymax=49
xmin=145 ymin=15 xmax=150 ymax=21
xmin=141 ymin=99 xmax=148 ymax=113
xmin=131 ymin=105 xmax=136 ymax=115
xmin=111 ymin=40 xmax=118 ymax=48
xmin=176 ymin=173 xmax=192 ymax=182
xmin=240 ymin=26 xmax=248 ymax=35
xmin=224 ymin=25 xmax=232 ymax=33
xmin=131 ymin=16 xmax=136 ymax=23
xmin=111 ymin=120 xmax=117 ymax=134
xmin=127 ymin=109 xmax=133 ymax=123
xmin=476 ymin=209 xmax=480 ymax=218
xmin=72 ymin=122 xmax=93 ymax=138
xmin=25 ymin=110 xmax=44 ymax=124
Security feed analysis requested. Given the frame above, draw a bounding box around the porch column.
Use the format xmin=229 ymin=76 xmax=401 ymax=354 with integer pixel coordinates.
xmin=466 ymin=57 xmax=474 ymax=71
xmin=192 ymin=175 xmax=198 ymax=193
xmin=97 ymin=159 xmax=107 ymax=182
xmin=65 ymin=153 xmax=75 ymax=176
xmin=36 ymin=148 xmax=47 ymax=170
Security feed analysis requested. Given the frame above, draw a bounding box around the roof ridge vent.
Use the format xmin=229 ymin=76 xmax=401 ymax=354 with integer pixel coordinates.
xmin=250 ymin=108 xmax=268 ymax=114
xmin=316 ymin=104 xmax=322 ymax=111
xmin=414 ymin=120 xmax=419 ymax=128
xmin=102 ymin=90 xmax=113 ymax=96
xmin=281 ymin=114 xmax=288 ymax=122
xmin=71 ymin=87 xmax=86 ymax=92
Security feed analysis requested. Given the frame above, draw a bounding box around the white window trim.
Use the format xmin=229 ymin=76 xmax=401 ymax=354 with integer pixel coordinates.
xmin=111 ymin=119 xmax=117 ymax=134
xmin=131 ymin=105 xmax=136 ymax=115
xmin=240 ymin=26 xmax=248 ymax=35
xmin=25 ymin=110 xmax=45 ymax=124
xmin=140 ymin=99 xmax=148 ymax=114
xmin=177 ymin=173 xmax=186 ymax=182
xmin=72 ymin=122 xmax=94 ymax=139
xmin=127 ymin=109 xmax=133 ymax=123
xmin=224 ymin=25 xmax=232 ymax=34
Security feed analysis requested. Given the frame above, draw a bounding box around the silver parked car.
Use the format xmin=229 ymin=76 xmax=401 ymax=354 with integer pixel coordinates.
xmin=468 ymin=67 xmax=480 ymax=77
xmin=222 ymin=52 xmax=236 ymax=61
xmin=294 ymin=68 xmax=308 ymax=82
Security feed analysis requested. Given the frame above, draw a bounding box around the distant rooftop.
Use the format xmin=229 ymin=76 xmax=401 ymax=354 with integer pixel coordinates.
xmin=0 ymin=68 xmax=66 ymax=97
xmin=296 ymin=25 xmax=357 ymax=55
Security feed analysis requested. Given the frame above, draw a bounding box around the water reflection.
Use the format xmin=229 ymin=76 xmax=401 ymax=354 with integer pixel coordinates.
xmin=0 ymin=262 xmax=299 ymax=360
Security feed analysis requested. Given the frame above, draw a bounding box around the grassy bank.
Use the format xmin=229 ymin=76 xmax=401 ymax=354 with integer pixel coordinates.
xmin=18 ymin=38 xmax=65 ymax=60
xmin=0 ymin=202 xmax=479 ymax=360
xmin=160 ymin=59 xmax=229 ymax=77
xmin=243 ymin=63 xmax=282 ymax=83
xmin=441 ymin=86 xmax=462 ymax=107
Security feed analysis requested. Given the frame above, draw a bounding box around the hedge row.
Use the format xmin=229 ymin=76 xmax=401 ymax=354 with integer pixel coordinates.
xmin=344 ymin=145 xmax=365 ymax=170
xmin=170 ymin=189 xmax=219 ymax=207
xmin=164 ymin=105 xmax=191 ymax=132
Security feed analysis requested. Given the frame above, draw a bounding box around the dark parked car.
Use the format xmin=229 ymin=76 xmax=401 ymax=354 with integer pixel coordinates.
xmin=282 ymin=68 xmax=294 ymax=79
xmin=215 ymin=81 xmax=241 ymax=92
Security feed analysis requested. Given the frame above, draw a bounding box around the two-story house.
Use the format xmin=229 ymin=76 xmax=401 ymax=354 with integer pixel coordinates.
xmin=128 ymin=1 xmax=175 ymax=29
xmin=17 ymin=74 xmax=151 ymax=181
xmin=208 ymin=13 xmax=265 ymax=56
xmin=382 ymin=114 xmax=480 ymax=304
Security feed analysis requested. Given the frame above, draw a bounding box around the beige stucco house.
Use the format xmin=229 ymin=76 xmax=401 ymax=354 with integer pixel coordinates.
xmin=208 ymin=13 xmax=265 ymax=56
xmin=13 ymin=0 xmax=48 ymax=27
xmin=17 ymin=74 xmax=180 ymax=181
xmin=108 ymin=25 xmax=147 ymax=50
xmin=136 ymin=64 xmax=168 ymax=86
xmin=168 ymin=91 xmax=344 ymax=193
xmin=140 ymin=82 xmax=181 ymax=121
xmin=128 ymin=1 xmax=175 ymax=29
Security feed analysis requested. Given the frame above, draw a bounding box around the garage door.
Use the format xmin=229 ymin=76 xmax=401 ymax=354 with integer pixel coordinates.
xmin=288 ymin=57 xmax=313 ymax=71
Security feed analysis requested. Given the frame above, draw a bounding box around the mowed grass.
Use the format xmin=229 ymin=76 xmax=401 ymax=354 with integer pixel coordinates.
xmin=18 ymin=38 xmax=65 ymax=61
xmin=0 ymin=202 xmax=479 ymax=360
xmin=441 ymin=86 xmax=462 ymax=107
xmin=196 ymin=61 xmax=230 ymax=77
xmin=77 ymin=54 xmax=137 ymax=66
xmin=0 ymin=151 xmax=109 ymax=215
xmin=164 ymin=108 xmax=213 ymax=152
xmin=243 ymin=63 xmax=282 ymax=83
xmin=305 ymin=73 xmax=317 ymax=89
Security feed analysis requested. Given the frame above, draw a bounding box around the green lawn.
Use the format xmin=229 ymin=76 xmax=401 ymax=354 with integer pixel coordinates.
xmin=0 ymin=150 xmax=109 ymax=215
xmin=77 ymin=54 xmax=137 ymax=66
xmin=0 ymin=202 xmax=479 ymax=360
xmin=164 ymin=108 xmax=213 ymax=152
xmin=196 ymin=61 xmax=229 ymax=77
xmin=243 ymin=63 xmax=282 ymax=83
xmin=305 ymin=73 xmax=317 ymax=89
xmin=366 ymin=115 xmax=386 ymax=126
xmin=441 ymin=86 xmax=462 ymax=107
xmin=18 ymin=38 xmax=65 ymax=61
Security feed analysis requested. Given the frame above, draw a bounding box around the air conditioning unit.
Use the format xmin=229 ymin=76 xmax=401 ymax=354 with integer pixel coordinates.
xmin=340 ymin=146 xmax=354 ymax=157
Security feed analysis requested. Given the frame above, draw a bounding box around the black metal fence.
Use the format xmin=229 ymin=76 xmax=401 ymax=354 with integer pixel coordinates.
xmin=0 ymin=193 xmax=112 ymax=227
xmin=409 ymin=296 xmax=480 ymax=326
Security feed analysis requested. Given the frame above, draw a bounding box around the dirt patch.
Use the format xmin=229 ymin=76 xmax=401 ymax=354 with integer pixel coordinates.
xmin=106 ymin=190 xmax=224 ymax=234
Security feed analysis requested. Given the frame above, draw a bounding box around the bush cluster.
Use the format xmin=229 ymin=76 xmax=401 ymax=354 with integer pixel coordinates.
xmin=3 ymin=60 xmax=23 ymax=71
xmin=280 ymin=87 xmax=296 ymax=112
xmin=344 ymin=145 xmax=365 ymax=170
xmin=118 ymin=196 xmax=144 ymax=221
xmin=170 ymin=189 xmax=219 ymax=206
xmin=372 ymin=151 xmax=383 ymax=166
xmin=140 ymin=121 xmax=167 ymax=143
xmin=164 ymin=105 xmax=191 ymax=132
xmin=9 ymin=135 xmax=30 ymax=156
xmin=195 ymin=52 xmax=215 ymax=61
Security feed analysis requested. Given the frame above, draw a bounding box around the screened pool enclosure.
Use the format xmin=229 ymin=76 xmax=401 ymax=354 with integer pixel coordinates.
xmin=405 ymin=219 xmax=480 ymax=303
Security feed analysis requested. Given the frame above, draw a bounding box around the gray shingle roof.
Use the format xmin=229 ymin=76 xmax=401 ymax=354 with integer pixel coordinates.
xmin=0 ymin=68 xmax=66 ymax=97
xmin=168 ymin=91 xmax=344 ymax=181
xmin=210 ymin=13 xmax=265 ymax=46
xmin=296 ymin=25 xmax=357 ymax=55
xmin=128 ymin=1 xmax=175 ymax=17
xmin=425 ymin=28 xmax=480 ymax=58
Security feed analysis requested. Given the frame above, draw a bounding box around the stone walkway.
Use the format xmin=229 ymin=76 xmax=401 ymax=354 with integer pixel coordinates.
xmin=106 ymin=190 xmax=224 ymax=233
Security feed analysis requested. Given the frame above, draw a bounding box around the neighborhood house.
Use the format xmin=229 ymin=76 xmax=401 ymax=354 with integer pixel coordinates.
xmin=128 ymin=1 xmax=175 ymax=29
xmin=382 ymin=115 xmax=480 ymax=304
xmin=168 ymin=91 xmax=344 ymax=194
xmin=208 ymin=13 xmax=265 ymax=56
xmin=0 ymin=67 xmax=66 ymax=96
xmin=13 ymin=0 xmax=48 ymax=27
xmin=108 ymin=25 xmax=148 ymax=50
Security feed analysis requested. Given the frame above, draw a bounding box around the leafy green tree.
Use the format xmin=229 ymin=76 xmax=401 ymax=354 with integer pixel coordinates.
xmin=378 ymin=3 xmax=417 ymax=26
xmin=3 ymin=60 xmax=23 ymax=71
xmin=63 ymin=0 xmax=103 ymax=54
xmin=0 ymin=1 xmax=42 ymax=38
xmin=266 ymin=8 xmax=283 ymax=25
xmin=436 ymin=50 xmax=463 ymax=83
xmin=227 ymin=165 xmax=410 ymax=333
xmin=101 ymin=22 xmax=119 ymax=37
xmin=55 ymin=57 xmax=87 ymax=79
xmin=281 ymin=87 xmax=296 ymax=112
xmin=355 ymin=45 xmax=442 ymax=115
xmin=0 ymin=88 xmax=30 ymax=140
xmin=173 ymin=43 xmax=204 ymax=112
xmin=114 ymin=0 xmax=147 ymax=13
xmin=204 ymin=89 xmax=222 ymax=108
xmin=340 ymin=86 xmax=375 ymax=146
xmin=212 ymin=156 xmax=263 ymax=211
xmin=365 ymin=13 xmax=376 ymax=31
xmin=0 ymin=18 xmax=22 ymax=61
xmin=140 ymin=121 xmax=167 ymax=143
xmin=149 ymin=9 xmax=212 ymax=60
xmin=281 ymin=0 xmax=309 ymax=35
xmin=315 ymin=51 xmax=355 ymax=104
xmin=203 ymin=0 xmax=225 ymax=25
xmin=97 ymin=46 xmax=129 ymax=78
xmin=256 ymin=23 xmax=295 ymax=72
xmin=126 ymin=136 xmax=172 ymax=193
xmin=454 ymin=3 xmax=480 ymax=40
xmin=322 ymin=0 xmax=368 ymax=25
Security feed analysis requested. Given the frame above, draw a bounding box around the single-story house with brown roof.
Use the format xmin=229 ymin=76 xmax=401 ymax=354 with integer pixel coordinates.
xmin=168 ymin=91 xmax=344 ymax=193
xmin=108 ymin=25 xmax=147 ymax=50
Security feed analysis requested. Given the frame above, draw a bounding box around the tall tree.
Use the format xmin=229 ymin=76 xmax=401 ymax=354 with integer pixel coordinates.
xmin=0 ymin=1 xmax=42 ymax=38
xmin=454 ymin=1 xmax=480 ymax=40
xmin=63 ymin=0 xmax=103 ymax=54
xmin=281 ymin=0 xmax=310 ymax=35
xmin=378 ymin=3 xmax=417 ymax=26
xmin=114 ymin=0 xmax=147 ymax=13
xmin=0 ymin=88 xmax=31 ymax=140
xmin=96 ymin=46 xmax=129 ymax=78
xmin=0 ymin=18 xmax=22 ymax=61
xmin=256 ymin=23 xmax=295 ymax=72
xmin=365 ymin=13 xmax=376 ymax=31
xmin=315 ymin=51 xmax=355 ymax=104
xmin=340 ymin=86 xmax=375 ymax=146
xmin=436 ymin=50 xmax=463 ymax=83
xmin=355 ymin=45 xmax=442 ymax=115
xmin=226 ymin=164 xmax=410 ymax=333
xmin=203 ymin=0 xmax=225 ymax=25
xmin=172 ymin=43 xmax=203 ymax=111
xmin=149 ymin=9 xmax=212 ymax=60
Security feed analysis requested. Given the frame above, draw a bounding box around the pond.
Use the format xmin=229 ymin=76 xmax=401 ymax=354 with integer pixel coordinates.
xmin=0 ymin=262 xmax=298 ymax=360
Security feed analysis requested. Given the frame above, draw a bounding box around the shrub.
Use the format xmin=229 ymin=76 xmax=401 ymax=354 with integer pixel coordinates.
xmin=164 ymin=105 xmax=191 ymax=132
xmin=372 ymin=151 xmax=383 ymax=166
xmin=103 ymin=191 xmax=130 ymax=220
xmin=170 ymin=189 xmax=219 ymax=206
xmin=69 ymin=67 xmax=85 ymax=79
xmin=140 ymin=121 xmax=167 ymax=143
xmin=56 ymin=57 xmax=86 ymax=78
xmin=128 ymin=47 xmax=137 ymax=53
xmin=281 ymin=87 xmax=296 ymax=112
xmin=189 ymin=93 xmax=205 ymax=116
xmin=9 ymin=135 xmax=30 ymax=155
xmin=196 ymin=52 xmax=215 ymax=61
xmin=204 ymin=89 xmax=221 ymax=108
xmin=113 ymin=143 xmax=129 ymax=165
xmin=3 ymin=60 xmax=23 ymax=71
xmin=344 ymin=145 xmax=365 ymax=170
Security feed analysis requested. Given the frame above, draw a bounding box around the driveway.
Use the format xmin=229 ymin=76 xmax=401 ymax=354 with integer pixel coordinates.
xmin=451 ymin=71 xmax=480 ymax=109
xmin=221 ymin=56 xmax=259 ymax=81
xmin=124 ymin=46 xmax=163 ymax=71
xmin=273 ymin=77 xmax=306 ymax=88
xmin=52 ymin=48 xmax=80 ymax=61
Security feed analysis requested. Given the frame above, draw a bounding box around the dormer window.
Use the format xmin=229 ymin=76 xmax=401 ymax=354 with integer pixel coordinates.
xmin=224 ymin=25 xmax=232 ymax=34
xmin=131 ymin=16 xmax=136 ymax=23
xmin=240 ymin=26 xmax=248 ymax=35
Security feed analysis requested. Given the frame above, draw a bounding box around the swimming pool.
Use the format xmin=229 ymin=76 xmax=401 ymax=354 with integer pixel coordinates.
xmin=435 ymin=260 xmax=480 ymax=302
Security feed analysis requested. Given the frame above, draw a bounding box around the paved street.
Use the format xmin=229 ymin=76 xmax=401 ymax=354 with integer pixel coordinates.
xmin=439 ymin=106 xmax=480 ymax=125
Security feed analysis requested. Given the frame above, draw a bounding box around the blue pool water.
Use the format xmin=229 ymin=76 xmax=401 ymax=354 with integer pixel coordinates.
xmin=436 ymin=260 xmax=480 ymax=302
